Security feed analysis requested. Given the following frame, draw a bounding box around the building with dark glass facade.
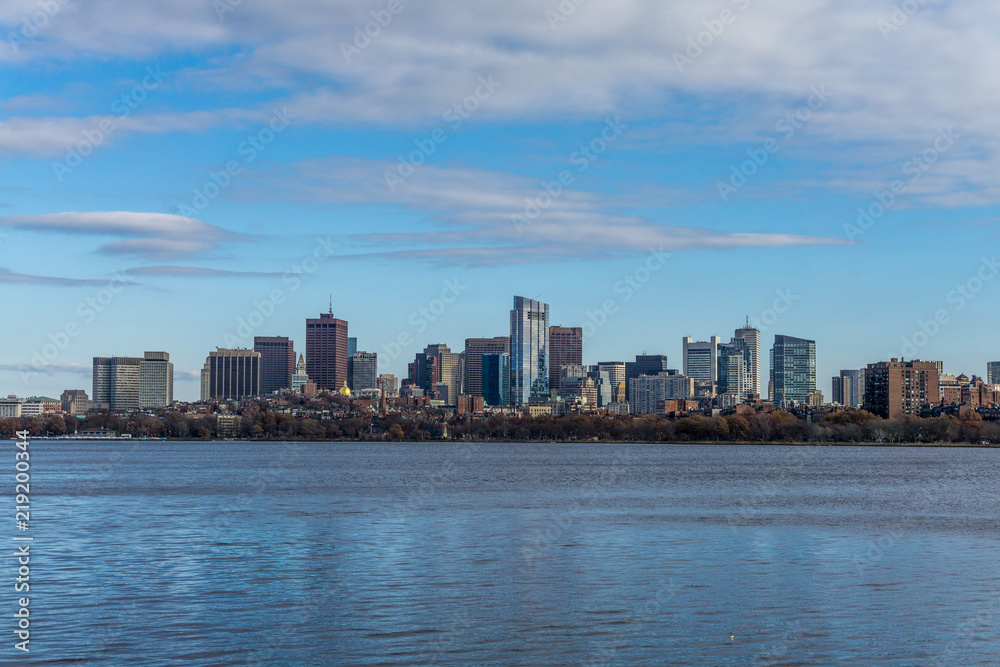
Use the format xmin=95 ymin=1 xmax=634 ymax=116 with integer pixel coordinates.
xmin=510 ymin=296 xmax=549 ymax=405
xmin=254 ymin=336 xmax=295 ymax=395
xmin=481 ymin=353 xmax=511 ymax=407
xmin=769 ymin=335 xmax=816 ymax=407
xmin=464 ymin=336 xmax=510 ymax=397
xmin=200 ymin=348 xmax=261 ymax=400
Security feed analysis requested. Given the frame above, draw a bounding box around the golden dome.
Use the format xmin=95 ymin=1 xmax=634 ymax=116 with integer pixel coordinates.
xmin=339 ymin=381 xmax=352 ymax=396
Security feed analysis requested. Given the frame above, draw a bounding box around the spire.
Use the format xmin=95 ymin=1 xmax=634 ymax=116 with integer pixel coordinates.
xmin=328 ymin=295 xmax=333 ymax=316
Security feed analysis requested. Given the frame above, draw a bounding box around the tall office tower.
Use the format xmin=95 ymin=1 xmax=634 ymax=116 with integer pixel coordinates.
xmin=378 ymin=374 xmax=398 ymax=396
xmin=863 ymin=359 xmax=941 ymax=419
xmin=348 ymin=337 xmax=357 ymax=357
xmin=734 ymin=321 xmax=761 ymax=397
xmin=510 ymin=296 xmax=549 ymax=405
xmin=291 ymin=354 xmax=310 ymax=393
xmin=548 ymin=326 xmax=583 ymax=394
xmin=682 ymin=336 xmax=720 ymax=385
xmin=422 ymin=344 xmax=460 ymax=404
xmin=350 ymin=352 xmax=378 ymax=391
xmin=93 ymin=356 xmax=140 ymax=410
xmin=769 ymin=335 xmax=817 ymax=407
xmin=200 ymin=348 xmax=261 ymax=401
xmin=832 ymin=369 xmax=865 ymax=407
xmin=989 ymin=361 xmax=1000 ymax=385
xmin=624 ymin=354 xmax=669 ymax=401
xmin=306 ymin=310 xmax=348 ymax=391
xmin=139 ymin=351 xmax=174 ymax=408
xmin=597 ymin=362 xmax=626 ymax=389
xmin=481 ymin=353 xmax=511 ymax=407
xmin=587 ymin=366 xmax=613 ymax=407
xmin=93 ymin=354 xmax=172 ymax=410
xmin=409 ymin=352 xmax=439 ymax=393
xmin=717 ymin=339 xmax=752 ymax=399
xmin=464 ymin=336 xmax=510 ymax=397
xmin=254 ymin=336 xmax=295 ymax=395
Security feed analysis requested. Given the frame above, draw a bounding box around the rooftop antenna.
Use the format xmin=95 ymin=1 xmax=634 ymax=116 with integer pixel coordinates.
xmin=328 ymin=295 xmax=333 ymax=316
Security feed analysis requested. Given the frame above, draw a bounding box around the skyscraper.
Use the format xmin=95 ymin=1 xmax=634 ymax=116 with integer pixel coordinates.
xmin=769 ymin=335 xmax=816 ymax=407
xmin=254 ymin=336 xmax=295 ymax=394
xmin=349 ymin=352 xmax=378 ymax=391
xmin=463 ymin=336 xmax=510 ymax=397
xmin=682 ymin=337 xmax=720 ymax=385
xmin=510 ymin=296 xmax=549 ymax=405
xmin=93 ymin=352 xmax=173 ymax=411
xmin=717 ymin=339 xmax=752 ymax=399
xmin=548 ymin=326 xmax=583 ymax=394
xmin=988 ymin=361 xmax=1000 ymax=385
xmin=625 ymin=354 xmax=669 ymax=401
xmin=200 ymin=348 xmax=261 ymax=400
xmin=481 ymin=353 xmax=511 ymax=406
xmin=306 ymin=310 xmax=348 ymax=392
xmin=734 ymin=321 xmax=761 ymax=397
xmin=832 ymin=369 xmax=865 ymax=407
xmin=423 ymin=344 xmax=460 ymax=404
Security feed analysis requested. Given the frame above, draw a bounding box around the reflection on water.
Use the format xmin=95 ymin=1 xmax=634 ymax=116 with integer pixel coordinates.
xmin=27 ymin=442 xmax=1000 ymax=665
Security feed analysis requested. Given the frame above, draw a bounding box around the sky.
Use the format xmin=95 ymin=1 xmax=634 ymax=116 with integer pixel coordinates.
xmin=1 ymin=0 xmax=998 ymax=402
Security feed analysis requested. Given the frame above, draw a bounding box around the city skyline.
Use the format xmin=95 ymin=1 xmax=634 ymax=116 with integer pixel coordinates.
xmin=2 ymin=3 xmax=1000 ymax=402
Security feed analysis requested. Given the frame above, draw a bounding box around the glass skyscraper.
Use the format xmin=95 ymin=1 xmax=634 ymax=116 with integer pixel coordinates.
xmin=769 ymin=335 xmax=817 ymax=407
xmin=510 ymin=296 xmax=549 ymax=405
xmin=481 ymin=353 xmax=511 ymax=407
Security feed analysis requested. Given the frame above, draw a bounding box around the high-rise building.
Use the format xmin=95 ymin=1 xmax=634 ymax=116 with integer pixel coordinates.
xmin=463 ymin=337 xmax=510 ymax=397
xmin=717 ymin=339 xmax=752 ymax=399
xmin=597 ymin=362 xmax=626 ymax=388
xmin=200 ymin=349 xmax=261 ymax=401
xmin=254 ymin=336 xmax=295 ymax=394
xmin=832 ymin=369 xmax=865 ymax=407
xmin=548 ymin=326 xmax=583 ymax=394
xmin=734 ymin=322 xmax=761 ymax=397
xmin=139 ymin=351 xmax=173 ymax=408
xmin=481 ymin=353 xmax=511 ymax=407
xmin=423 ymin=344 xmax=460 ymax=404
xmin=306 ymin=310 xmax=348 ymax=391
xmin=988 ymin=361 xmax=1000 ymax=385
xmin=769 ymin=335 xmax=816 ymax=407
xmin=291 ymin=354 xmax=310 ymax=393
xmin=93 ymin=352 xmax=173 ymax=411
xmin=863 ymin=359 xmax=941 ymax=419
xmin=348 ymin=337 xmax=358 ymax=356
xmin=682 ymin=337 xmax=720 ymax=385
xmin=408 ymin=353 xmax=439 ymax=396
xmin=587 ymin=366 xmax=613 ymax=407
xmin=349 ymin=352 xmax=378 ymax=391
xmin=629 ymin=373 xmax=694 ymax=414
xmin=625 ymin=355 xmax=669 ymax=401
xmin=510 ymin=296 xmax=549 ymax=405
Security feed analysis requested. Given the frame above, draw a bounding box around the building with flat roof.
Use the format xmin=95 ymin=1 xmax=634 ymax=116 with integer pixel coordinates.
xmin=463 ymin=336 xmax=509 ymax=397
xmin=770 ymin=335 xmax=816 ymax=407
xmin=683 ymin=337 xmax=720 ymax=386
xmin=254 ymin=336 xmax=295 ymax=394
xmin=201 ymin=349 xmax=261 ymax=401
xmin=863 ymin=359 xmax=940 ymax=419
xmin=510 ymin=296 xmax=549 ymax=405
xmin=548 ymin=326 xmax=583 ymax=395
xmin=305 ymin=310 xmax=348 ymax=392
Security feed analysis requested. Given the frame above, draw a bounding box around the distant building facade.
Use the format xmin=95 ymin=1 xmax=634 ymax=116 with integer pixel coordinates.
xmin=93 ymin=352 xmax=173 ymax=411
xmin=463 ymin=336 xmax=509 ymax=397
xmin=510 ymin=296 xmax=549 ymax=405
xmin=305 ymin=311 xmax=348 ymax=391
xmin=832 ymin=369 xmax=865 ymax=407
xmin=770 ymin=335 xmax=816 ymax=407
xmin=863 ymin=359 xmax=940 ymax=419
xmin=201 ymin=349 xmax=261 ymax=401
xmin=988 ymin=361 xmax=1000 ymax=386
xmin=548 ymin=326 xmax=583 ymax=395
xmin=481 ymin=353 xmax=511 ymax=407
xmin=254 ymin=336 xmax=295 ymax=394
xmin=349 ymin=352 xmax=378 ymax=391
xmin=682 ymin=336 xmax=720 ymax=385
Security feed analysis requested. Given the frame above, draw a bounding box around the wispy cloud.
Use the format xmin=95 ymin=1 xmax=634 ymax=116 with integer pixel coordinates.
xmin=0 ymin=267 xmax=136 ymax=287
xmin=0 ymin=211 xmax=252 ymax=259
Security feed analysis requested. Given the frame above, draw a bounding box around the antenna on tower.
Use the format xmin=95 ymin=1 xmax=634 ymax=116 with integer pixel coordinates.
xmin=329 ymin=295 xmax=333 ymax=316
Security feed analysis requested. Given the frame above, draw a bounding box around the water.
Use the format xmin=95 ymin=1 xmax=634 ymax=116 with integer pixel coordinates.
xmin=15 ymin=441 xmax=1000 ymax=665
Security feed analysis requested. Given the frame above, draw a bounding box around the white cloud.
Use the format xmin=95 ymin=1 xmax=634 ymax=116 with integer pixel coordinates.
xmin=0 ymin=211 xmax=251 ymax=259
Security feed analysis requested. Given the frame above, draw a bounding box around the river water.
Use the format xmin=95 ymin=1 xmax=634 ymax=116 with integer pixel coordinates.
xmin=19 ymin=441 xmax=1000 ymax=665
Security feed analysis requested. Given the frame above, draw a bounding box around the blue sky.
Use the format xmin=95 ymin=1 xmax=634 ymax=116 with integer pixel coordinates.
xmin=1 ymin=0 xmax=998 ymax=401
